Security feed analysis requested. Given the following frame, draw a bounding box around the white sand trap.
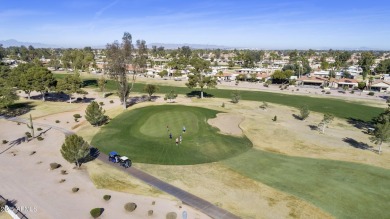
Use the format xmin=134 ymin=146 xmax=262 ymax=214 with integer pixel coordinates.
xmin=208 ymin=113 xmax=244 ymax=136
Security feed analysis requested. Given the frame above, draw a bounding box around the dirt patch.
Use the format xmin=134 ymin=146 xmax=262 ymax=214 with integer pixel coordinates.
xmin=208 ymin=113 xmax=244 ymax=136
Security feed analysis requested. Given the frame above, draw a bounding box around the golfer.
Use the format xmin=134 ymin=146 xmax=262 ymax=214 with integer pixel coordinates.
xmin=175 ymin=138 xmax=179 ymax=145
xmin=179 ymin=134 xmax=182 ymax=144
xmin=183 ymin=126 xmax=186 ymax=133
xmin=169 ymin=133 xmax=172 ymax=139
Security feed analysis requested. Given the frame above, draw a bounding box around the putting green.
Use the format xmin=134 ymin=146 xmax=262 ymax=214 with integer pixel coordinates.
xmin=91 ymin=105 xmax=252 ymax=165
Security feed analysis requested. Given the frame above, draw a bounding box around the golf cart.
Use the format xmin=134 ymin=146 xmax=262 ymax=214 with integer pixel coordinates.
xmin=119 ymin=156 xmax=131 ymax=168
xmin=108 ymin=151 xmax=120 ymax=163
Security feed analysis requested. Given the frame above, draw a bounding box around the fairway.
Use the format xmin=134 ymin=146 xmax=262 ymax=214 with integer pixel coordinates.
xmin=53 ymin=74 xmax=384 ymax=122
xmin=91 ymin=105 xmax=252 ymax=165
xmin=223 ymin=149 xmax=390 ymax=219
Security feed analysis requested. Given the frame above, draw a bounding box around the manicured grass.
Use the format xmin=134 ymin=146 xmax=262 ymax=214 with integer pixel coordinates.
xmin=223 ymin=149 xmax=390 ymax=219
xmin=91 ymin=105 xmax=252 ymax=165
xmin=53 ymin=73 xmax=384 ymax=121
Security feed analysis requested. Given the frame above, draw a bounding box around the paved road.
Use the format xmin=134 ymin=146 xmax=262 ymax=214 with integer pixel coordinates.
xmin=2 ymin=117 xmax=241 ymax=219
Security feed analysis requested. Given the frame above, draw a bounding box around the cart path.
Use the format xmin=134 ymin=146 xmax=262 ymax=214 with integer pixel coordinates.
xmin=2 ymin=116 xmax=241 ymax=219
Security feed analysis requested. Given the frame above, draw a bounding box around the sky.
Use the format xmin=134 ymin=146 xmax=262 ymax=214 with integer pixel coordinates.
xmin=1 ymin=0 xmax=390 ymax=49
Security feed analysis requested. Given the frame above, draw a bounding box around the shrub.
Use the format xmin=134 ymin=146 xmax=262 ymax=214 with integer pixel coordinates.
xmin=152 ymin=201 xmax=155 ymax=205
xmin=73 ymin=114 xmax=82 ymax=122
xmin=0 ymin=199 xmax=6 ymax=209
xmin=259 ymin=102 xmax=268 ymax=110
xmin=166 ymin=212 xmax=177 ymax=219
xmin=90 ymin=208 xmax=103 ymax=218
xmin=368 ymin=91 xmax=375 ymax=96
xmin=231 ymin=90 xmax=241 ymax=103
xmin=103 ymin=195 xmax=111 ymax=201
xmin=59 ymin=179 xmax=66 ymax=183
xmin=50 ymin=163 xmax=61 ymax=170
xmin=25 ymin=132 xmax=32 ymax=138
xmin=37 ymin=127 xmax=42 ymax=131
xmin=299 ymin=105 xmax=310 ymax=120
xmin=221 ymin=102 xmax=225 ymax=108
xmin=110 ymin=100 xmax=114 ymax=104
xmin=17 ymin=122 xmax=21 ymax=125
xmin=30 ymin=151 xmax=36 ymax=155
xmin=350 ymin=90 xmax=355 ymax=94
xmin=55 ymin=120 xmax=60 ymax=123
xmin=37 ymin=136 xmax=44 ymax=141
xmin=2 ymin=140 xmax=8 ymax=144
xmin=321 ymin=90 xmax=325 ymax=93
xmin=325 ymin=91 xmax=331 ymax=94
xmin=148 ymin=210 xmax=153 ymax=216
xmin=99 ymin=102 xmax=104 ymax=106
xmin=263 ymin=83 xmax=269 ymax=87
xmin=72 ymin=187 xmax=79 ymax=193
xmin=124 ymin=202 xmax=137 ymax=212
xmin=61 ymin=170 xmax=68 ymax=175
xmin=272 ymin=116 xmax=277 ymax=121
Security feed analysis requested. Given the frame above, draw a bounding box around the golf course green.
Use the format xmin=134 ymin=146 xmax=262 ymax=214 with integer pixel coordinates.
xmin=91 ymin=105 xmax=252 ymax=165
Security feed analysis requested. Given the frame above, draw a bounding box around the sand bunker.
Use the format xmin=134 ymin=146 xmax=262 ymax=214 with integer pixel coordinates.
xmin=208 ymin=113 xmax=244 ymax=136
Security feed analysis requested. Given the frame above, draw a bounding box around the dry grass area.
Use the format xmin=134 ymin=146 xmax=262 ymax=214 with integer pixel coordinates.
xmin=85 ymin=160 xmax=172 ymax=199
xmin=233 ymin=100 xmax=390 ymax=169
xmin=0 ymin=212 xmax=12 ymax=219
xmin=134 ymin=162 xmax=333 ymax=219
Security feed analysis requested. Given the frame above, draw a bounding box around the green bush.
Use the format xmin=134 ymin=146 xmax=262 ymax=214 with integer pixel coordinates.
xmin=103 ymin=195 xmax=111 ymax=201
xmin=124 ymin=202 xmax=137 ymax=212
xmin=2 ymin=140 xmax=8 ymax=144
xmin=59 ymin=179 xmax=66 ymax=183
xmin=90 ymin=208 xmax=103 ymax=218
xmin=37 ymin=136 xmax=44 ymax=141
xmin=368 ymin=91 xmax=375 ymax=96
xmin=272 ymin=116 xmax=277 ymax=121
xmin=166 ymin=212 xmax=177 ymax=219
xmin=350 ymin=90 xmax=355 ymax=94
xmin=25 ymin=132 xmax=32 ymax=138
xmin=99 ymin=102 xmax=104 ymax=106
xmin=325 ymin=91 xmax=331 ymax=94
xmin=110 ymin=100 xmax=114 ymax=104
xmin=61 ymin=170 xmax=68 ymax=175
xmin=55 ymin=120 xmax=60 ymax=123
xmin=148 ymin=210 xmax=153 ymax=216
xmin=30 ymin=151 xmax=36 ymax=155
xmin=221 ymin=102 xmax=225 ymax=108
xmin=231 ymin=90 xmax=241 ymax=103
xmin=50 ymin=163 xmax=61 ymax=170
xmin=73 ymin=114 xmax=82 ymax=122
xmin=37 ymin=127 xmax=42 ymax=131
xmin=72 ymin=187 xmax=79 ymax=193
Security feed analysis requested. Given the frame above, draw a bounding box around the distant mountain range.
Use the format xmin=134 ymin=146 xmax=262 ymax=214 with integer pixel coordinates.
xmin=0 ymin=39 xmax=56 ymax=48
xmin=0 ymin=39 xmax=386 ymax=51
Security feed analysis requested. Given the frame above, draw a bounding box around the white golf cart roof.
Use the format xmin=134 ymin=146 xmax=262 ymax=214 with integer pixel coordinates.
xmin=119 ymin=156 xmax=129 ymax=161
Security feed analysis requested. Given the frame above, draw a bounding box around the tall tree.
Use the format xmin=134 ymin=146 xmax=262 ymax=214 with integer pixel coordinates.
xmin=60 ymin=134 xmax=90 ymax=168
xmin=85 ymin=101 xmax=108 ymax=126
xmin=31 ymin=66 xmax=55 ymax=101
xmin=56 ymin=73 xmax=84 ymax=103
xmin=105 ymin=32 xmax=135 ymax=109
xmin=186 ymin=57 xmax=216 ymax=98
xmin=134 ymin=40 xmax=148 ymax=75
xmin=358 ymin=52 xmax=375 ymax=80
xmin=370 ymin=121 xmax=390 ymax=155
